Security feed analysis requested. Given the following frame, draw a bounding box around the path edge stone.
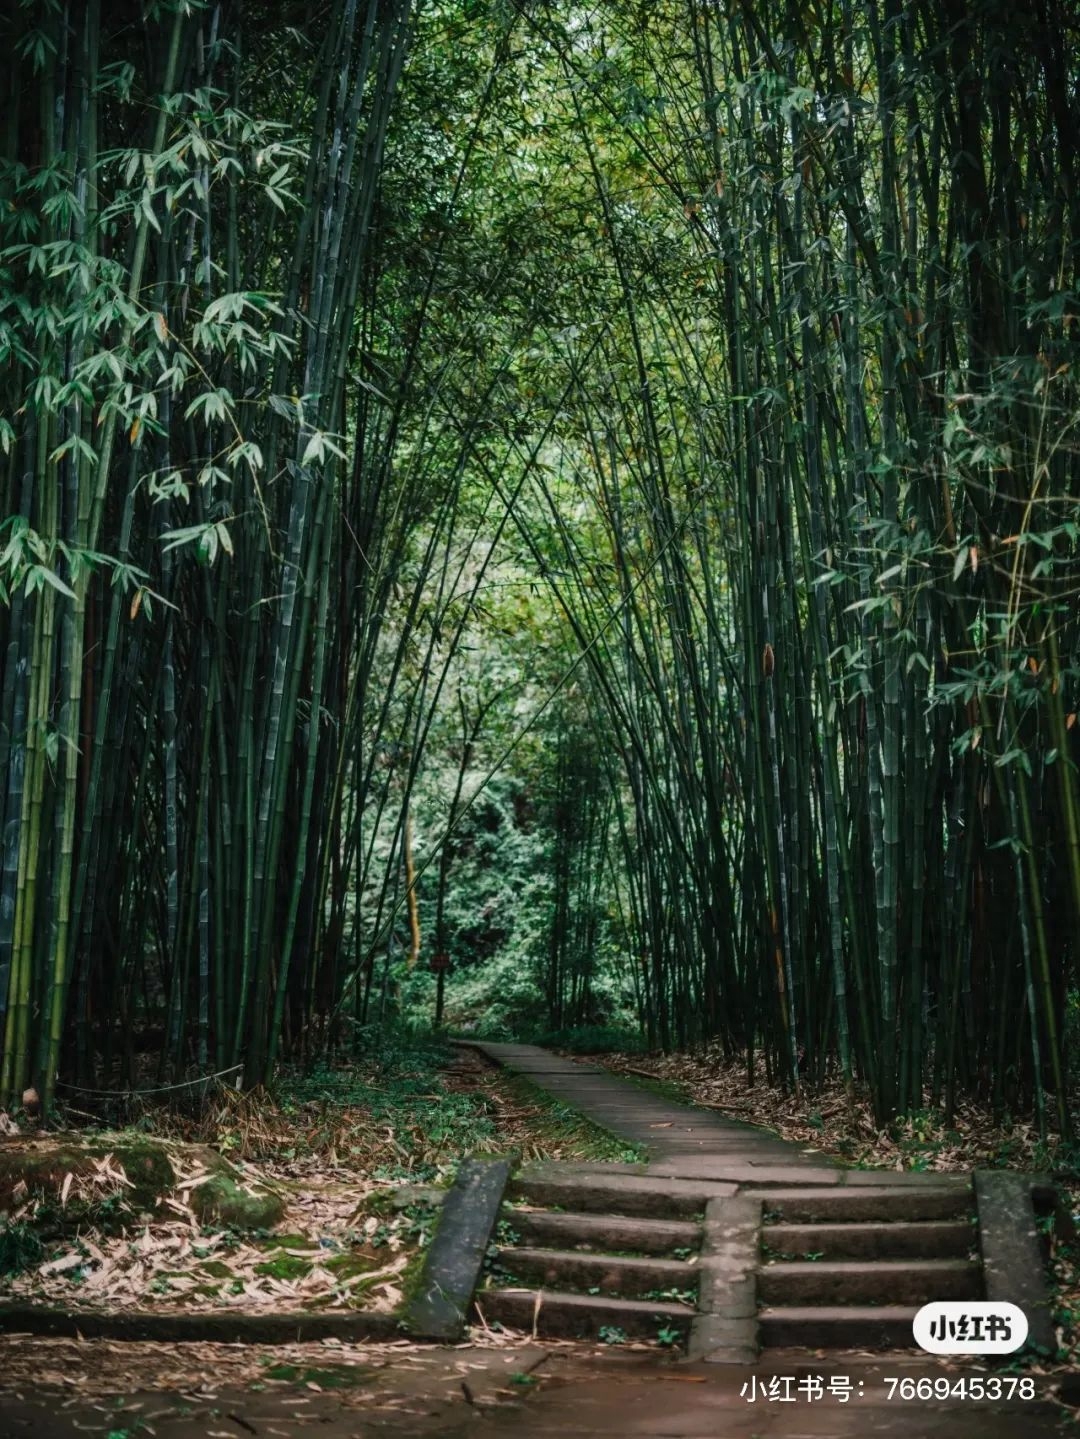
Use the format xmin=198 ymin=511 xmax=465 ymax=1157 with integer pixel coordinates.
xmin=974 ymin=1169 xmax=1056 ymax=1356
xmin=401 ymin=1153 xmax=512 ymax=1341
xmin=688 ymin=1195 xmax=761 ymax=1363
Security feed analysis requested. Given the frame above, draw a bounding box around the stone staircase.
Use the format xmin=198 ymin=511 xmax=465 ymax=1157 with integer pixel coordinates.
xmin=469 ymin=1162 xmax=1056 ymax=1359
xmin=756 ymin=1178 xmax=980 ymax=1349
xmin=478 ymin=1167 xmax=702 ymax=1345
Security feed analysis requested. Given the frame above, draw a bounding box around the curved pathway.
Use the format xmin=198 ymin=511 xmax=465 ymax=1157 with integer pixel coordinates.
xmin=465 ymin=1041 xmax=836 ymax=1180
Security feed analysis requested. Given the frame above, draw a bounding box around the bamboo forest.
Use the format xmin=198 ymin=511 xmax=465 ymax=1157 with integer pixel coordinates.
xmin=6 ymin=1 xmax=1080 ymax=1426
xmin=4 ymin=0 xmax=1080 ymax=1140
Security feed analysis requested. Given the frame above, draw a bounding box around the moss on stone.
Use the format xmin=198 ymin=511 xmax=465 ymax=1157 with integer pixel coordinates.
xmin=253 ymin=1253 xmax=312 ymax=1281
xmin=188 ymin=1169 xmax=283 ymax=1230
xmin=0 ymin=1133 xmax=283 ymax=1232
xmin=324 ymin=1251 xmax=377 ymax=1278
xmin=266 ymin=1233 xmax=318 ymax=1250
xmin=197 ymin=1260 xmax=234 ymax=1279
xmin=0 ymin=1135 xmax=175 ymax=1214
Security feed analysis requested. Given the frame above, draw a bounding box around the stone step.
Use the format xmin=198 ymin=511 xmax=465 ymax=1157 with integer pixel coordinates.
xmin=477 ymin=1286 xmax=693 ymax=1341
xmin=509 ymin=1168 xmax=727 ymax=1219
xmin=500 ymin=1207 xmax=701 ymax=1256
xmin=757 ymin=1257 xmax=982 ymax=1306
xmin=764 ymin=1219 xmax=974 ymax=1260
xmin=493 ymin=1245 xmax=696 ymax=1298
xmin=759 ymin=1185 xmax=972 ymax=1223
xmin=759 ymin=1305 xmax=920 ymax=1349
xmin=647 ymin=1158 xmax=842 ymax=1185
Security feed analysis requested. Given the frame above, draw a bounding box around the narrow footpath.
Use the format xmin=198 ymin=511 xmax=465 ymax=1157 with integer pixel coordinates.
xmin=465 ymin=1041 xmax=837 ymax=1177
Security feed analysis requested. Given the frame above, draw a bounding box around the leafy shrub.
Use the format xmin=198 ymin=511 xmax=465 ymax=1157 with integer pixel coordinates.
xmin=0 ymin=1221 xmax=45 ymax=1277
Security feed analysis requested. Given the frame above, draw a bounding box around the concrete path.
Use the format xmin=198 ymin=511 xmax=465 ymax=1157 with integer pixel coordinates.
xmin=463 ymin=1041 xmax=837 ymax=1180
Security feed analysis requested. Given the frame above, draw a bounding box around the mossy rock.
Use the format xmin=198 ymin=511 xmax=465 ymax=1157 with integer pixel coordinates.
xmin=0 ymin=1134 xmax=283 ymax=1231
xmin=187 ymin=1168 xmax=284 ymax=1230
xmin=0 ymin=1134 xmax=175 ymax=1213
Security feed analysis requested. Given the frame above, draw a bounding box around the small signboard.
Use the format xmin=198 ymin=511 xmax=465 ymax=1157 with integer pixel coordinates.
xmin=429 ymin=952 xmax=450 ymax=973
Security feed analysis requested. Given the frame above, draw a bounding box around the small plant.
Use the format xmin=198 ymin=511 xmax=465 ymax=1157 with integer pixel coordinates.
xmin=643 ymin=1285 xmax=697 ymax=1305
xmin=598 ymin=1325 xmax=627 ymax=1345
xmin=509 ymin=1372 xmax=537 ymax=1387
xmin=656 ymin=1324 xmax=682 ymax=1347
xmin=0 ymin=1221 xmax=46 ymax=1277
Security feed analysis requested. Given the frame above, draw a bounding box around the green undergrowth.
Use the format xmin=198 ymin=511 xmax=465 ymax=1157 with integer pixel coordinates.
xmin=275 ymin=1024 xmax=641 ymax=1176
xmin=274 ymin=1026 xmax=500 ymax=1180
xmin=524 ymin=1024 xmax=648 ymax=1056
xmin=0 ymin=1219 xmax=46 ymax=1277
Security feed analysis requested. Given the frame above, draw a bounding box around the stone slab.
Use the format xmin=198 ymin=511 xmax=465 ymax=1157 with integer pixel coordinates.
xmin=698 ymin=1269 xmax=757 ymax=1316
xmin=479 ymin=1286 xmax=692 ymax=1341
xmin=691 ymin=1196 xmax=763 ymax=1359
xmin=647 ymin=1154 xmax=834 ymax=1179
xmin=756 ymin=1186 xmax=973 ymax=1222
xmin=757 ymin=1258 xmax=982 ymax=1306
xmin=511 ymin=1168 xmax=736 ymax=1218
xmin=688 ymin=1311 xmax=760 ymax=1359
xmin=504 ymin=1207 xmax=702 ymax=1255
xmin=759 ymin=1304 xmax=920 ymax=1349
xmin=496 ymin=1245 xmax=694 ymax=1297
xmin=765 ymin=1219 xmax=973 ymax=1260
xmin=975 ymin=1170 xmax=1056 ymax=1354
xmin=402 ymin=1154 xmax=511 ymax=1340
xmin=836 ymin=1171 xmax=973 ymax=1187
xmin=661 ymin=1163 xmax=843 ymax=1187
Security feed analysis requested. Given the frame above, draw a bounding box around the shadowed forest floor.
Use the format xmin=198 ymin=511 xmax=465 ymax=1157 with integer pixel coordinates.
xmin=0 ymin=1336 xmax=1075 ymax=1438
xmin=0 ymin=1041 xmax=638 ymax=1319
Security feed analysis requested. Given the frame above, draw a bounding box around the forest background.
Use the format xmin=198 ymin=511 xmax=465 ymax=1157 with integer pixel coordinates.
xmin=1 ymin=0 xmax=1079 ymax=1142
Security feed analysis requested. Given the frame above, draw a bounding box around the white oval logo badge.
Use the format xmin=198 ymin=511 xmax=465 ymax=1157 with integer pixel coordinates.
xmin=913 ymin=1301 xmax=1028 ymax=1354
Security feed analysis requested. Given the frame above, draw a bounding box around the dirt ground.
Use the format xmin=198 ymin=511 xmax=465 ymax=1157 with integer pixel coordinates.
xmin=0 ymin=1334 xmax=1076 ymax=1438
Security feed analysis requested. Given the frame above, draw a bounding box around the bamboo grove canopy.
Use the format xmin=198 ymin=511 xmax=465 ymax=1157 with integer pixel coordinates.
xmin=1 ymin=0 xmax=1079 ymax=1132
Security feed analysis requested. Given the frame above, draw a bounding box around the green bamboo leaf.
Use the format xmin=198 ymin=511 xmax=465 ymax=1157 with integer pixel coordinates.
xmin=26 ymin=564 xmax=76 ymax=600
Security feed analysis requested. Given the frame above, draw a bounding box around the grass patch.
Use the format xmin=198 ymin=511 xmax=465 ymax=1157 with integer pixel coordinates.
xmin=503 ymin=1074 xmax=646 ymax=1164
xmin=271 ymin=1026 xmax=503 ymax=1182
